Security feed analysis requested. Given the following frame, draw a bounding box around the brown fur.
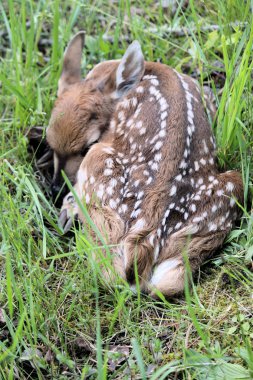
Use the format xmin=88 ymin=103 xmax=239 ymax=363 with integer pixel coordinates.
xmin=47 ymin=34 xmax=244 ymax=298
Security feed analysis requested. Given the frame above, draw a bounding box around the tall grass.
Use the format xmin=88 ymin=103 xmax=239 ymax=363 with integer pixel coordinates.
xmin=0 ymin=0 xmax=252 ymax=378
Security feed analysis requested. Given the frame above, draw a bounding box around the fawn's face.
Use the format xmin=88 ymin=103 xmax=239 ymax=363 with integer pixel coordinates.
xmin=47 ymin=32 xmax=117 ymax=200
xmin=47 ymin=77 xmax=116 ymax=197
xmin=47 ymin=32 xmax=144 ymax=201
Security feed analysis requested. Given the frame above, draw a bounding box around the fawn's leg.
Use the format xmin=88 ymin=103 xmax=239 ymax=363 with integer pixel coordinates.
xmin=147 ymin=170 xmax=244 ymax=298
xmin=59 ymin=142 xmax=126 ymax=280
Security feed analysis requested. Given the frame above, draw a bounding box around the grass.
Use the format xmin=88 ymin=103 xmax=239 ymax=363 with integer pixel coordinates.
xmin=0 ymin=0 xmax=253 ymax=378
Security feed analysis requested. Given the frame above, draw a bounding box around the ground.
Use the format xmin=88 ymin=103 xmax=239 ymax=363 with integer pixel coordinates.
xmin=0 ymin=1 xmax=253 ymax=379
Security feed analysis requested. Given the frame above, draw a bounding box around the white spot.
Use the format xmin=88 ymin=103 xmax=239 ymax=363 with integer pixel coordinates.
xmin=154 ymin=153 xmax=162 ymax=162
xmin=105 ymin=158 xmax=114 ymax=168
xmin=208 ymin=175 xmax=215 ymax=182
xmin=160 ymin=98 xmax=168 ymax=111
xmin=137 ymin=191 xmax=144 ymax=199
xmin=164 ymin=209 xmax=170 ymax=218
xmin=96 ymin=184 xmax=104 ymax=199
xmin=175 ymin=222 xmax=182 ymax=230
xmin=149 ymin=234 xmax=155 ymax=246
xmin=110 ymin=120 xmax=116 ymax=131
xmin=131 ymin=97 xmax=137 ymax=107
xmin=208 ymin=223 xmax=217 ymax=232
xmin=161 ymin=111 xmax=168 ymax=120
xmin=159 ymin=130 xmax=166 ymax=138
xmin=170 ymin=185 xmax=177 ymax=196
xmin=187 ymin=126 xmax=192 ymax=136
xmin=107 ymin=186 xmax=114 ymax=196
xmin=146 ymin=177 xmax=153 ymax=185
xmin=149 ymin=86 xmax=157 ymax=95
xmin=151 ymin=78 xmax=159 ymax=86
xmin=180 ymin=160 xmax=187 ymax=169
xmin=154 ymin=245 xmax=160 ymax=261
xmin=230 ymin=198 xmax=235 ymax=207
xmin=109 ymin=199 xmax=117 ymax=209
xmin=143 ymin=74 xmax=157 ymax=80
xmin=134 ymin=199 xmax=142 ymax=209
xmin=89 ymin=176 xmax=95 ymax=185
xmin=182 ymin=80 xmax=189 ymax=90
xmin=226 ymin=182 xmax=234 ymax=192
xmin=131 ymin=217 xmax=146 ymax=231
xmin=150 ymin=259 xmax=180 ymax=286
xmin=121 ymin=204 xmax=128 ymax=213
xmin=190 ymin=204 xmax=196 ymax=212
xmin=203 ymin=140 xmax=209 ymax=153
xmin=140 ymin=127 xmax=146 ymax=135
xmin=154 ymin=141 xmax=163 ymax=151
xmin=161 ymin=120 xmax=166 ymax=129
xmin=169 ymin=203 xmax=175 ymax=209
xmin=151 ymin=162 xmax=158 ymax=171
xmin=85 ymin=194 xmax=90 ymax=204
xmin=77 ymin=167 xmax=88 ymax=184
xmin=118 ymin=111 xmax=125 ymax=121
xmin=126 ymin=119 xmax=134 ymax=128
xmin=216 ymin=189 xmax=224 ymax=197
xmin=211 ymin=205 xmax=217 ymax=213
xmin=175 ymin=174 xmax=182 ymax=181
xmin=184 ymin=212 xmax=189 ymax=220
xmin=102 ymin=146 xmax=114 ymax=155
xmin=194 ymin=161 xmax=200 ymax=171
xmin=136 ymin=86 xmax=144 ymax=93
xmin=104 ymin=168 xmax=113 ymax=176
xmin=200 ymin=158 xmax=206 ymax=166
xmin=136 ymin=120 xmax=143 ymax=129
xmin=131 ymin=142 xmax=137 ymax=151
xmin=187 ymin=109 xmax=194 ymax=121
xmin=131 ymin=209 xmax=141 ymax=218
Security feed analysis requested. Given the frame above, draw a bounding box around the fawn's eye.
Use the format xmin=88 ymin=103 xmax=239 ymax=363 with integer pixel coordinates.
xmin=88 ymin=112 xmax=98 ymax=122
xmin=80 ymin=139 xmax=99 ymax=157
xmin=81 ymin=146 xmax=89 ymax=157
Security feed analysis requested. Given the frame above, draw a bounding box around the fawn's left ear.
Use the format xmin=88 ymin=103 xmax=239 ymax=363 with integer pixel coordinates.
xmin=115 ymin=41 xmax=144 ymax=98
xmin=57 ymin=31 xmax=85 ymax=97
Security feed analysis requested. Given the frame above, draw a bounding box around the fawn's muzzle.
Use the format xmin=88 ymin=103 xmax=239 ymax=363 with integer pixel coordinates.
xmin=51 ymin=182 xmax=68 ymax=206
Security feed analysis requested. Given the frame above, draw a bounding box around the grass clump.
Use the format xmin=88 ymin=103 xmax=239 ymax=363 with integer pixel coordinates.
xmin=0 ymin=0 xmax=252 ymax=378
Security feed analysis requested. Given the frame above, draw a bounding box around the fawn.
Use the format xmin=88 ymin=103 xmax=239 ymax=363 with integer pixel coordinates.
xmin=46 ymin=32 xmax=244 ymax=297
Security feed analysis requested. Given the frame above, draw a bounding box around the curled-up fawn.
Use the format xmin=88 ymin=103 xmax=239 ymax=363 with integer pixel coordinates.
xmin=46 ymin=32 xmax=244 ymax=297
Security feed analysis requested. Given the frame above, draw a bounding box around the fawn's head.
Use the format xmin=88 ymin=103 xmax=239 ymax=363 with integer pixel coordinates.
xmin=47 ymin=31 xmax=145 ymax=201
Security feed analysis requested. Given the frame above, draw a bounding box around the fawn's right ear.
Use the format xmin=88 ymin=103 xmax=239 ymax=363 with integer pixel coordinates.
xmin=57 ymin=31 xmax=85 ymax=97
xmin=114 ymin=41 xmax=145 ymax=98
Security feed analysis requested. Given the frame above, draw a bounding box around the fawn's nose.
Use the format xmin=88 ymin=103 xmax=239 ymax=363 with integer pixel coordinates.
xmin=51 ymin=183 xmax=68 ymax=206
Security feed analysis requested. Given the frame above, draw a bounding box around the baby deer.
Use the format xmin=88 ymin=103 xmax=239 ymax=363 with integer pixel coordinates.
xmin=47 ymin=32 xmax=244 ymax=297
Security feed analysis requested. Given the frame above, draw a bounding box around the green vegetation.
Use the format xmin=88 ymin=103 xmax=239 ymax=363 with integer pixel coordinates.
xmin=0 ymin=0 xmax=252 ymax=378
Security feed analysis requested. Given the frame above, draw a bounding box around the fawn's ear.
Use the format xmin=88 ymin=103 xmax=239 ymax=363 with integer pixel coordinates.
xmin=57 ymin=31 xmax=85 ymax=97
xmin=115 ymin=41 xmax=144 ymax=97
